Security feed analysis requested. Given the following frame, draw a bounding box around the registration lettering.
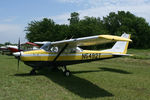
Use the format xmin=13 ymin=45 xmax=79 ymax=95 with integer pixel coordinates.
xmin=82 ymin=53 xmax=101 ymax=60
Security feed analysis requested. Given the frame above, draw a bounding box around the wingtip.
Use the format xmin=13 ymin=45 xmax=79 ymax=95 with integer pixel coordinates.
xmin=99 ymin=34 xmax=132 ymax=42
xmin=127 ymin=38 xmax=132 ymax=42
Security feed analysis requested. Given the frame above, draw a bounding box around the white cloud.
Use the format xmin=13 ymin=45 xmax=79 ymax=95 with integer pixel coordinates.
xmin=54 ymin=0 xmax=150 ymax=24
xmin=58 ymin=0 xmax=150 ymax=7
xmin=51 ymin=13 xmax=70 ymax=24
xmin=79 ymin=3 xmax=150 ymax=17
xmin=2 ymin=16 xmax=18 ymax=23
xmin=2 ymin=0 xmax=148 ymax=44
xmin=0 ymin=24 xmax=26 ymax=44
xmin=58 ymin=0 xmax=84 ymax=3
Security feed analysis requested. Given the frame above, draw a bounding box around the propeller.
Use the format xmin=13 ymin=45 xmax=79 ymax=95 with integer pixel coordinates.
xmin=13 ymin=38 xmax=22 ymax=71
xmin=17 ymin=38 xmax=21 ymax=71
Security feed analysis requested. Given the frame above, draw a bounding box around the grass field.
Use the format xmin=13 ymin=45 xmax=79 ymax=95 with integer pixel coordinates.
xmin=0 ymin=49 xmax=150 ymax=100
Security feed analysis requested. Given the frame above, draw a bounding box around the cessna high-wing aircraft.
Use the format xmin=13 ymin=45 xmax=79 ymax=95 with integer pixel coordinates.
xmin=13 ymin=33 xmax=132 ymax=76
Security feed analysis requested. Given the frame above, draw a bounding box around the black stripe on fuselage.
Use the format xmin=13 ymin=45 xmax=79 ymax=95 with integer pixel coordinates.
xmin=23 ymin=55 xmax=121 ymax=68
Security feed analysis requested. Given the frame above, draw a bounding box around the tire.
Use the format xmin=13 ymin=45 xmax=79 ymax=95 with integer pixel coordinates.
xmin=64 ymin=70 xmax=70 ymax=77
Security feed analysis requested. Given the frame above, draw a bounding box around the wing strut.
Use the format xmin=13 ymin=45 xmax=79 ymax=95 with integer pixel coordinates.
xmin=52 ymin=43 xmax=69 ymax=63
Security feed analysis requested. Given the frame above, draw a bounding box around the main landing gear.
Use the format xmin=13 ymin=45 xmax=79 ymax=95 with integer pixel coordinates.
xmin=60 ymin=65 xmax=71 ymax=77
xmin=30 ymin=69 xmax=36 ymax=75
xmin=52 ymin=65 xmax=71 ymax=76
xmin=63 ymin=66 xmax=71 ymax=77
xmin=29 ymin=66 xmax=71 ymax=76
xmin=30 ymin=68 xmax=37 ymax=75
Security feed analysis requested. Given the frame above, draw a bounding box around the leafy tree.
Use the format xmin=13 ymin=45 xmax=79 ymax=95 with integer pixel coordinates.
xmin=26 ymin=18 xmax=56 ymax=42
xmin=54 ymin=24 xmax=70 ymax=40
xmin=4 ymin=42 xmax=11 ymax=45
xmin=103 ymin=11 xmax=150 ymax=48
xmin=0 ymin=44 xmax=4 ymax=46
xmin=68 ymin=12 xmax=79 ymax=25
xmin=25 ymin=11 xmax=150 ymax=49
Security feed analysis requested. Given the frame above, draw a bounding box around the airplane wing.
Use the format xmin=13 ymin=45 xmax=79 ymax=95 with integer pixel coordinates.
xmin=41 ymin=33 xmax=131 ymax=63
xmin=51 ymin=33 xmax=132 ymax=47
xmin=25 ymin=42 xmax=40 ymax=47
xmin=34 ymin=41 xmax=49 ymax=45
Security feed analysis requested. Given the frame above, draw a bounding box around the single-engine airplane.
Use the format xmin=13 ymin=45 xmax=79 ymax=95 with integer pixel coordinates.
xmin=0 ymin=46 xmax=10 ymax=55
xmin=13 ymin=33 xmax=132 ymax=76
xmin=7 ymin=42 xmax=40 ymax=54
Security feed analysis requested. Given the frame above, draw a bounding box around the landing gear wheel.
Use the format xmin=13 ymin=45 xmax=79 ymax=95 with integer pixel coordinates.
xmin=64 ymin=70 xmax=70 ymax=77
xmin=30 ymin=69 xmax=36 ymax=75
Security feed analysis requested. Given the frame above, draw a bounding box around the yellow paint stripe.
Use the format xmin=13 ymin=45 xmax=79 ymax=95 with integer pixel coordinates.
xmin=99 ymin=35 xmax=132 ymax=42
xmin=123 ymin=34 xmax=131 ymax=54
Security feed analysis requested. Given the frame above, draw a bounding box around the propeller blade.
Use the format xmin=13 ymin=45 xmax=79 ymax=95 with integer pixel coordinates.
xmin=17 ymin=38 xmax=21 ymax=71
xmin=18 ymin=38 xmax=20 ymax=52
xmin=17 ymin=56 xmax=20 ymax=71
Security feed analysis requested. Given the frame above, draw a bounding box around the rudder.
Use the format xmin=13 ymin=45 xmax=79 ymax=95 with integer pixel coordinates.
xmin=101 ymin=33 xmax=131 ymax=54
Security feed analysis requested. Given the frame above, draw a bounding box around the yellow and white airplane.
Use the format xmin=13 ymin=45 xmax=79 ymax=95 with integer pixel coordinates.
xmin=13 ymin=33 xmax=132 ymax=76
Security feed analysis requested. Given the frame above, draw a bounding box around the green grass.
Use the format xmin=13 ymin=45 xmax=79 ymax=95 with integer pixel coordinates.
xmin=0 ymin=49 xmax=150 ymax=100
xmin=128 ymin=49 xmax=150 ymax=59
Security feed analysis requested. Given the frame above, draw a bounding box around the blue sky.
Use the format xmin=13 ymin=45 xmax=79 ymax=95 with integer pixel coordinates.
xmin=0 ymin=0 xmax=150 ymax=44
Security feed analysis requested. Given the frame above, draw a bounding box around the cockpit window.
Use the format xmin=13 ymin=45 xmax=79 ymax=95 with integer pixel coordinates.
xmin=41 ymin=43 xmax=59 ymax=53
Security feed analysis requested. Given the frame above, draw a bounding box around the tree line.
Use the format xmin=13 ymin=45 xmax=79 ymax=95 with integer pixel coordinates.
xmin=25 ymin=11 xmax=150 ymax=49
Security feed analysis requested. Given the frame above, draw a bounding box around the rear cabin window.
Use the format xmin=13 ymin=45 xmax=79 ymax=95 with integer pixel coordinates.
xmin=64 ymin=47 xmax=82 ymax=53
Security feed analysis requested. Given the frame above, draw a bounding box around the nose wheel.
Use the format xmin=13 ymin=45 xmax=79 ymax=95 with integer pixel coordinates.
xmin=64 ymin=70 xmax=70 ymax=77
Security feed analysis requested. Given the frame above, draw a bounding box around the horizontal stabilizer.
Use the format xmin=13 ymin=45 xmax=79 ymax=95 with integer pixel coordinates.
xmin=112 ymin=53 xmax=132 ymax=56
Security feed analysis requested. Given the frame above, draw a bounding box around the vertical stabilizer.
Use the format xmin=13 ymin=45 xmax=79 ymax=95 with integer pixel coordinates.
xmin=101 ymin=33 xmax=131 ymax=54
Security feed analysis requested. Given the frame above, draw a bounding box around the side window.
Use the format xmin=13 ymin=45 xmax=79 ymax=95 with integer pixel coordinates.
xmin=64 ymin=49 xmax=70 ymax=53
xmin=70 ymin=48 xmax=76 ymax=53
xmin=63 ymin=47 xmax=83 ymax=53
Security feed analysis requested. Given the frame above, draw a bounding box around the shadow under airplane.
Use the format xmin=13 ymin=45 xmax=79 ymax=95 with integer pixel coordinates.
xmin=15 ymin=69 xmax=113 ymax=98
xmin=100 ymin=67 xmax=132 ymax=74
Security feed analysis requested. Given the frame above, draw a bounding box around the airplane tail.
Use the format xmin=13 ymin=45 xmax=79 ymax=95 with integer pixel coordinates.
xmin=101 ymin=33 xmax=131 ymax=55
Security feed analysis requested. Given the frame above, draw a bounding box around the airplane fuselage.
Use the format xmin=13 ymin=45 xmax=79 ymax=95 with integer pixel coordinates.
xmin=20 ymin=49 xmax=115 ymax=68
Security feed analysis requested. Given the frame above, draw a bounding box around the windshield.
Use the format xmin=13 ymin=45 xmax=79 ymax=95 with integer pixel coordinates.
xmin=41 ymin=42 xmax=59 ymax=53
xmin=41 ymin=42 xmax=51 ymax=51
